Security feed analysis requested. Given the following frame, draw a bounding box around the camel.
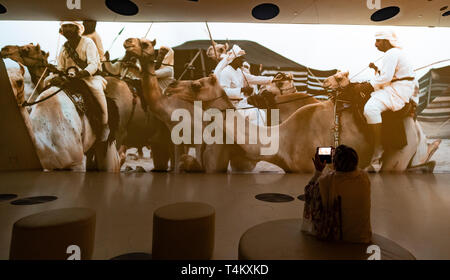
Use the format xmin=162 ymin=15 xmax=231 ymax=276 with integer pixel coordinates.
xmin=322 ymin=71 xmax=441 ymax=169
xmin=6 ymin=61 xmax=121 ymax=171
xmin=1 ymin=44 xmax=49 ymax=100
xmin=2 ymin=43 xmax=173 ymax=171
xmin=124 ymin=38 xmax=257 ymax=172
xmin=206 ymin=42 xmax=229 ymax=62
xmin=175 ymin=71 xmax=440 ymax=172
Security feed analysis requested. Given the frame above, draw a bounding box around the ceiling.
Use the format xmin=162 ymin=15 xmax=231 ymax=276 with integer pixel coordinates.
xmin=1 ymin=0 xmax=450 ymax=27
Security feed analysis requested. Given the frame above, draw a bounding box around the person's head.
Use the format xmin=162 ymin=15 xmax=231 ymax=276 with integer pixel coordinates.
xmin=374 ymin=30 xmax=400 ymax=52
xmin=82 ymin=20 xmax=97 ymax=35
xmin=333 ymin=145 xmax=359 ymax=172
xmin=375 ymin=39 xmax=394 ymax=52
xmin=59 ymin=21 xmax=84 ymax=41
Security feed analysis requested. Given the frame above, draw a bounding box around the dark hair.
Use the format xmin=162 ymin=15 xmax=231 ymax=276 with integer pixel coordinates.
xmin=333 ymin=145 xmax=358 ymax=172
xmin=83 ymin=20 xmax=97 ymax=35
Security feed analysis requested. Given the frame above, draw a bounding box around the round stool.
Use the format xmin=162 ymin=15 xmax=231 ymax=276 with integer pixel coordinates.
xmin=238 ymin=219 xmax=415 ymax=260
xmin=152 ymin=202 xmax=215 ymax=260
xmin=10 ymin=208 xmax=96 ymax=260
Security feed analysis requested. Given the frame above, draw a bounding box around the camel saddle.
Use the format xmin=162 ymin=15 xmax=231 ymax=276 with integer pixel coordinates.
xmin=63 ymin=78 xmax=119 ymax=142
xmin=338 ymin=82 xmax=416 ymax=150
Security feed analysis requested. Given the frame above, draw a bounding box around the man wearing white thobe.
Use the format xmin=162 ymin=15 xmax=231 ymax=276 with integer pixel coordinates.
xmin=364 ymin=30 xmax=416 ymax=168
xmin=217 ymin=45 xmax=275 ymax=125
xmin=47 ymin=21 xmax=109 ymax=141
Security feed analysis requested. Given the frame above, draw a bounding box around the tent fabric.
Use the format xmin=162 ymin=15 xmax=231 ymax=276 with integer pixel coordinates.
xmin=417 ymin=65 xmax=450 ymax=121
xmin=173 ymin=40 xmax=337 ymax=97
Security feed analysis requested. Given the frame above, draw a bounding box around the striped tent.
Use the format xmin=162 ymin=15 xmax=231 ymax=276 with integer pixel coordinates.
xmin=417 ymin=66 xmax=450 ymax=122
xmin=172 ymin=40 xmax=337 ymax=98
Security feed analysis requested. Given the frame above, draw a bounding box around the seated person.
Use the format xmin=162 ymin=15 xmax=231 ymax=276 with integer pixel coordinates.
xmin=302 ymin=145 xmax=372 ymax=243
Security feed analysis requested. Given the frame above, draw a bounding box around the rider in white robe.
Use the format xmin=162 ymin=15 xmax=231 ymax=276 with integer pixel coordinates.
xmin=216 ymin=45 xmax=274 ymax=125
xmin=364 ymin=30 xmax=416 ymax=170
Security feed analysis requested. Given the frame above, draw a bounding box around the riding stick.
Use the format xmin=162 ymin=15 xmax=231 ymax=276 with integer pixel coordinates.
xmin=144 ymin=22 xmax=154 ymax=38
xmin=205 ymin=22 xmax=219 ymax=61
xmin=227 ymin=38 xmax=250 ymax=88
xmin=26 ymin=66 xmax=48 ymax=104
xmin=107 ymin=26 xmax=125 ymax=53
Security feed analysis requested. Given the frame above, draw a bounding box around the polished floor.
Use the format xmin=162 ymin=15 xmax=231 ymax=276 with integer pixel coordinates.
xmin=0 ymin=171 xmax=449 ymax=260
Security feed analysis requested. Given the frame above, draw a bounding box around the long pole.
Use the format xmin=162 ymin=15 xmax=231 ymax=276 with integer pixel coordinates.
xmin=205 ymin=22 xmax=218 ymax=61
xmin=107 ymin=26 xmax=125 ymax=53
xmin=227 ymin=38 xmax=250 ymax=88
xmin=144 ymin=22 xmax=153 ymax=38
xmin=177 ymin=49 xmax=202 ymax=81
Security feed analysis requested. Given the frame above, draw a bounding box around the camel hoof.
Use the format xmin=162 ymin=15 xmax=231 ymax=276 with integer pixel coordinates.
xmin=151 ymin=168 xmax=168 ymax=172
xmin=178 ymin=155 xmax=203 ymax=173
xmin=407 ymin=161 xmax=436 ymax=173
xmin=425 ymin=139 xmax=441 ymax=163
xmin=124 ymin=165 xmax=134 ymax=172
xmin=135 ymin=166 xmax=146 ymax=173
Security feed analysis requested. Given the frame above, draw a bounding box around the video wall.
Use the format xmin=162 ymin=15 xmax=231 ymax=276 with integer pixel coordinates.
xmin=1 ymin=21 xmax=449 ymax=173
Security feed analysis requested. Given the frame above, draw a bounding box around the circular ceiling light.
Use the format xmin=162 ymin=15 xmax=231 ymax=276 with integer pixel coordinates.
xmin=0 ymin=3 xmax=7 ymax=14
xmin=252 ymin=3 xmax=280 ymax=20
xmin=370 ymin=6 xmax=400 ymax=22
xmin=105 ymin=0 xmax=139 ymax=16
xmin=443 ymin=11 xmax=450 ymax=16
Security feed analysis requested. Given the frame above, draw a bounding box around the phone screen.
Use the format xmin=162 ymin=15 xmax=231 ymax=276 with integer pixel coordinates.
xmin=318 ymin=147 xmax=332 ymax=155
xmin=317 ymin=147 xmax=333 ymax=163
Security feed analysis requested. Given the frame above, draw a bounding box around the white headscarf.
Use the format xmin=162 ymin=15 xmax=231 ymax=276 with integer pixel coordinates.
xmin=226 ymin=44 xmax=246 ymax=62
xmin=375 ymin=30 xmax=401 ymax=48
xmin=60 ymin=21 xmax=85 ymax=35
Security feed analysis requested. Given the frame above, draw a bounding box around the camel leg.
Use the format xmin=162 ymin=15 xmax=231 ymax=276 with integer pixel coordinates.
xmin=229 ymin=145 xmax=257 ymax=172
xmin=381 ymin=118 xmax=419 ymax=172
xmin=150 ymin=141 xmax=170 ymax=172
xmin=95 ymin=141 xmax=121 ymax=172
xmin=202 ymin=144 xmax=230 ymax=173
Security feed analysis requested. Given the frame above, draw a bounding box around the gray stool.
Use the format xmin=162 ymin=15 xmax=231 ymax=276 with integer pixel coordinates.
xmin=10 ymin=208 xmax=96 ymax=260
xmin=152 ymin=202 xmax=215 ymax=260
xmin=239 ymin=218 xmax=415 ymax=260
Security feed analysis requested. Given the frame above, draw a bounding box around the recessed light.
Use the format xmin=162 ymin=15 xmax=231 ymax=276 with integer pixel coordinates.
xmin=370 ymin=6 xmax=400 ymax=22
xmin=0 ymin=3 xmax=7 ymax=14
xmin=252 ymin=3 xmax=280 ymax=20
xmin=443 ymin=11 xmax=450 ymax=16
xmin=105 ymin=0 xmax=139 ymax=16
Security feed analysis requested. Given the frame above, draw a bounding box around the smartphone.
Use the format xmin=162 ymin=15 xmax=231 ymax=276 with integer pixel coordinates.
xmin=317 ymin=147 xmax=333 ymax=163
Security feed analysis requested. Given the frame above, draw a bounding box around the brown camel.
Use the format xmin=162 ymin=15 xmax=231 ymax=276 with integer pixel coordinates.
xmin=322 ymin=71 xmax=441 ymax=169
xmin=188 ymin=74 xmax=441 ymax=172
xmin=2 ymin=43 xmax=174 ymax=171
xmin=1 ymin=44 xmax=49 ymax=97
xmin=124 ymin=38 xmax=257 ymax=172
xmin=6 ymin=61 xmax=121 ymax=171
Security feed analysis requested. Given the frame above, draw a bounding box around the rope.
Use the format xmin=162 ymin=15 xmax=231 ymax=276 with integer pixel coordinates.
xmin=22 ymin=87 xmax=64 ymax=107
xmin=26 ymin=66 xmax=48 ymax=104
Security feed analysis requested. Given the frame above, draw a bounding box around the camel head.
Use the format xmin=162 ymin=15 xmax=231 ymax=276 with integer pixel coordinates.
xmin=323 ymin=71 xmax=350 ymax=89
xmin=206 ymin=42 xmax=229 ymax=61
xmin=123 ymin=38 xmax=157 ymax=62
xmin=1 ymin=43 xmax=48 ymax=68
xmin=1 ymin=45 xmax=23 ymax=63
xmin=7 ymin=64 xmax=26 ymax=105
xmin=259 ymin=72 xmax=296 ymax=96
xmin=165 ymin=74 xmax=234 ymax=110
